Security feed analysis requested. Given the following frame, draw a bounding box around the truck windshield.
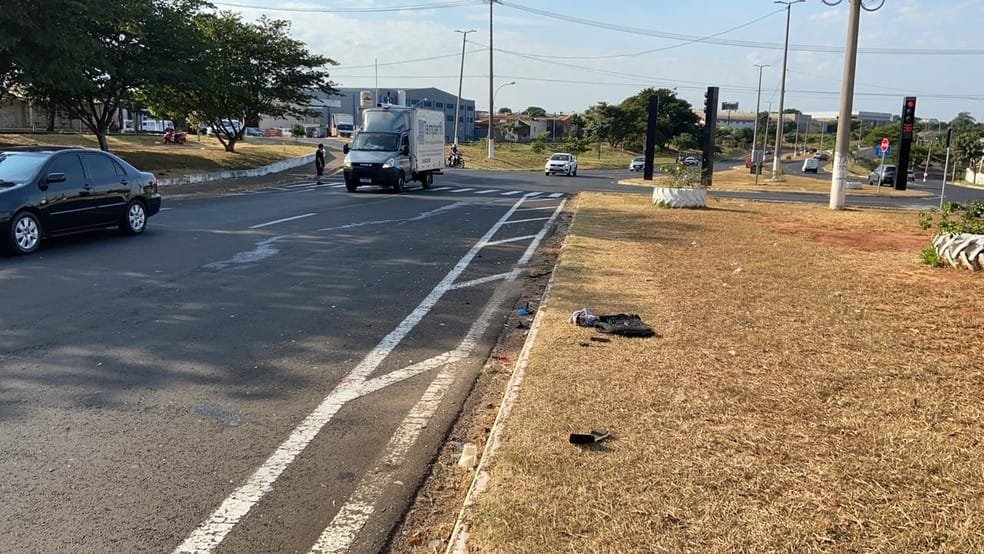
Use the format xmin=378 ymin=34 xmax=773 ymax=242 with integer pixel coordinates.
xmin=352 ymin=132 xmax=399 ymax=151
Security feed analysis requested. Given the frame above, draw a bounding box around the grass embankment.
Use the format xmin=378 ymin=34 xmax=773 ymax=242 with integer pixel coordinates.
xmin=471 ymin=194 xmax=983 ymax=552
xmin=455 ymin=142 xmax=660 ymax=171
xmin=0 ymin=133 xmax=313 ymax=178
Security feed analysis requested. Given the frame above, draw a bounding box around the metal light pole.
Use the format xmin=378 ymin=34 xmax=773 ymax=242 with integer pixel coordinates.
xmin=771 ymin=0 xmax=804 ymax=181
xmin=488 ymin=81 xmax=515 ymax=160
xmin=827 ymin=0 xmax=884 ymax=209
xmin=752 ymin=64 xmax=769 ymax=185
xmin=487 ymin=0 xmax=495 ymax=159
xmin=453 ymin=29 xmax=476 ymax=146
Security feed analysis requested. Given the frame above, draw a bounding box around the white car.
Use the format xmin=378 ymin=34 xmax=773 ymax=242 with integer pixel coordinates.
xmin=682 ymin=156 xmax=699 ymax=166
xmin=545 ymin=153 xmax=578 ymax=176
xmin=629 ymin=156 xmax=645 ymax=172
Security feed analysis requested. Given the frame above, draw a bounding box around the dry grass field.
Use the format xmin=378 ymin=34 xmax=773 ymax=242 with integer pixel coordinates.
xmin=468 ymin=193 xmax=983 ymax=553
xmin=0 ymin=133 xmax=313 ymax=177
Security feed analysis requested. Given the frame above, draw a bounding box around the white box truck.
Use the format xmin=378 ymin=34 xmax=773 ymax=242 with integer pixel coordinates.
xmin=330 ymin=113 xmax=355 ymax=138
xmin=342 ymin=106 xmax=444 ymax=193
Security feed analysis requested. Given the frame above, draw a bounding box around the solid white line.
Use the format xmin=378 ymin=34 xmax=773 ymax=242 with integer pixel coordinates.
xmin=499 ymin=190 xmax=522 ymax=196
xmin=448 ymin=270 xmax=519 ymax=290
xmin=548 ymin=192 xmax=564 ymax=198
xmin=485 ymin=234 xmax=537 ymax=247
xmin=249 ymin=213 xmax=317 ymax=229
xmin=474 ymin=189 xmax=497 ymax=194
xmin=310 ymin=282 xmax=512 ymax=554
xmin=175 ymin=198 xmax=528 ymax=554
xmin=449 ymin=188 xmax=474 ymax=193
xmin=503 ymin=217 xmax=550 ymax=225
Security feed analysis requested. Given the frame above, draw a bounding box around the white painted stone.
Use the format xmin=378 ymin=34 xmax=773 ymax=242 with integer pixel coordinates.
xmin=651 ymin=186 xmax=707 ymax=208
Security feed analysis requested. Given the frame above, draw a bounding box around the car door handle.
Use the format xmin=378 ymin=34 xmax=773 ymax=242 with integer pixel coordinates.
xmin=119 ymin=179 xmax=128 ymax=186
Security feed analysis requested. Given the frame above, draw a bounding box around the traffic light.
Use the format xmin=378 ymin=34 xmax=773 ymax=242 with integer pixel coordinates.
xmin=901 ymin=96 xmax=916 ymax=139
xmin=701 ymin=87 xmax=719 ymax=186
xmin=895 ymin=96 xmax=917 ymax=191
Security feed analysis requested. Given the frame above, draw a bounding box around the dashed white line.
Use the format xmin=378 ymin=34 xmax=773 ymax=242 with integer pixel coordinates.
xmin=449 ymin=188 xmax=474 ymax=193
xmin=430 ymin=186 xmax=453 ymax=191
xmin=500 ymin=190 xmax=522 ymax=196
xmin=548 ymin=192 xmax=564 ymax=198
xmin=474 ymin=189 xmax=497 ymax=194
xmin=248 ymin=213 xmax=317 ymax=229
xmin=524 ymin=192 xmax=542 ymax=198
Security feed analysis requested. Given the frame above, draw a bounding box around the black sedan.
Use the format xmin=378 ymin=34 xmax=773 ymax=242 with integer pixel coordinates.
xmin=0 ymin=146 xmax=161 ymax=255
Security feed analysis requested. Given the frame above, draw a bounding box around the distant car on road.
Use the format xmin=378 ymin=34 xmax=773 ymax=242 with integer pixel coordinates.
xmin=908 ymin=169 xmax=916 ymax=181
xmin=682 ymin=156 xmax=699 ymax=167
xmin=629 ymin=156 xmax=645 ymax=172
xmin=0 ymin=146 xmax=161 ymax=255
xmin=545 ymin=153 xmax=578 ymax=176
xmin=813 ymin=152 xmax=830 ymax=161
xmin=868 ymin=164 xmax=896 ymax=186
xmin=245 ymin=127 xmax=263 ymax=137
xmin=802 ymin=157 xmax=820 ymax=174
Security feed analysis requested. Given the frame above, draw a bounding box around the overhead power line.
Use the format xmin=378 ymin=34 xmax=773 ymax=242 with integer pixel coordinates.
xmin=211 ymin=0 xmax=482 ymax=14
xmin=497 ymin=1 xmax=984 ymax=56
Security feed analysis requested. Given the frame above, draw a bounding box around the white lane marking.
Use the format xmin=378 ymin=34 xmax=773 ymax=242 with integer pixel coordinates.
xmin=430 ymin=186 xmax=453 ymax=191
xmin=249 ymin=213 xmax=317 ymax=229
xmin=548 ymin=192 xmax=564 ymax=198
xmin=175 ymin=199 xmax=527 ymax=554
xmin=449 ymin=188 xmax=474 ymax=193
xmin=285 ymin=182 xmax=319 ymax=188
xmin=485 ymin=234 xmax=537 ymax=247
xmin=517 ymin=200 xmax=565 ymax=266
xmin=515 ymin=206 xmax=554 ymax=212
xmin=160 ymin=207 xmax=174 ymax=211
xmin=500 ymin=190 xmax=522 ymax=196
xmin=330 ymin=184 xmax=346 ymax=188
xmin=474 ymin=189 xmax=497 ymax=194
xmin=524 ymin=192 xmax=542 ymax=198
xmin=503 ymin=217 xmax=550 ymax=225
xmin=309 ymin=282 xmax=512 ymax=554
xmin=448 ymin=270 xmax=519 ymax=291
xmin=315 ymin=202 xmax=466 ymax=233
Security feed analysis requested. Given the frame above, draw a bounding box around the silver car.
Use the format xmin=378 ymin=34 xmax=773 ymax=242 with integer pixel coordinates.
xmin=545 ymin=153 xmax=578 ymax=176
xmin=629 ymin=156 xmax=645 ymax=172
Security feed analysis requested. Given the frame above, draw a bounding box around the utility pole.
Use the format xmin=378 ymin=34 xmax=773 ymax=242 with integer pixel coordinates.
xmin=771 ymin=0 xmax=804 ymax=181
xmin=487 ymin=0 xmax=495 ymax=160
xmin=752 ymin=64 xmax=769 ymax=185
xmin=453 ymin=29 xmax=475 ymax=146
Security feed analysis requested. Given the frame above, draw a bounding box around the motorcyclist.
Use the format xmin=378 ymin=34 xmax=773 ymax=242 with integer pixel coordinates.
xmin=448 ymin=144 xmax=461 ymax=166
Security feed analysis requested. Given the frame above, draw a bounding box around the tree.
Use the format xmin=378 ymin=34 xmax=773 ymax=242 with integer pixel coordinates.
xmin=13 ymin=0 xmax=205 ymax=151
xmin=583 ymin=102 xmax=635 ymax=149
xmin=673 ymin=132 xmax=699 ymax=151
xmin=618 ymin=88 xmax=700 ymax=151
xmin=142 ymin=12 xmax=336 ymax=152
xmin=950 ymin=112 xmax=977 ymax=134
xmin=522 ymin=106 xmax=546 ymax=117
xmin=952 ymin=126 xmax=984 ymax=180
xmin=497 ymin=107 xmax=512 ymax=114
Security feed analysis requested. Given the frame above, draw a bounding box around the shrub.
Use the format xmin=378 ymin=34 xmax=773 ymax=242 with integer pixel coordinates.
xmin=919 ymin=201 xmax=984 ymax=235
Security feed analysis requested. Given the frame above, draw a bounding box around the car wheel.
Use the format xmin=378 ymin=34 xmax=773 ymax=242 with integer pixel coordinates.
xmin=421 ymin=172 xmax=433 ymax=189
xmin=391 ymin=172 xmax=404 ymax=193
xmin=572 ymin=168 xmax=577 ymax=177
xmin=345 ymin=177 xmax=358 ymax=192
xmin=545 ymin=172 xmax=550 ymax=176
xmin=119 ymin=200 xmax=147 ymax=235
xmin=8 ymin=211 xmax=41 ymax=255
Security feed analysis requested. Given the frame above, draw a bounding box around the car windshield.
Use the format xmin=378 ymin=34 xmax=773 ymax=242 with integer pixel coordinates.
xmin=0 ymin=152 xmax=48 ymax=184
xmin=351 ymin=132 xmax=399 ymax=151
xmin=550 ymin=154 xmax=570 ymax=161
xmin=633 ymin=157 xmax=644 ymax=162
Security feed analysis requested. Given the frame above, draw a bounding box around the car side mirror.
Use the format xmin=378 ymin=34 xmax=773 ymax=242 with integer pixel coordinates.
xmin=343 ymin=144 xmax=350 ymax=154
xmin=401 ymin=145 xmax=409 ymax=156
xmin=46 ymin=172 xmax=66 ymax=184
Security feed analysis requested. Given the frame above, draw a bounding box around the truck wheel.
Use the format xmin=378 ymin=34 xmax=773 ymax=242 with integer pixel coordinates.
xmin=345 ymin=178 xmax=358 ymax=192
xmin=391 ymin=172 xmax=404 ymax=193
xmin=421 ymin=172 xmax=433 ymax=189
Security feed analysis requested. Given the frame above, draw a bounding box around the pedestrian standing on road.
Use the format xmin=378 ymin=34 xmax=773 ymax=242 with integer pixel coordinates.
xmin=315 ymin=143 xmax=326 ymax=184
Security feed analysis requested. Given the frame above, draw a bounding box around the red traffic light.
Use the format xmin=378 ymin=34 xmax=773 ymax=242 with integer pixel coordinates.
xmin=906 ymin=100 xmax=916 ymax=108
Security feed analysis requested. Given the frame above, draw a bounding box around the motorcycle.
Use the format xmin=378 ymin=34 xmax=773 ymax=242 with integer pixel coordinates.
xmin=447 ymin=152 xmax=464 ymax=168
xmin=163 ymin=129 xmax=188 ymax=144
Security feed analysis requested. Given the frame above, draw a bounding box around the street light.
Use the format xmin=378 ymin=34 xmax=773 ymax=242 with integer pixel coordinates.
xmin=488 ymin=80 xmax=515 ymax=160
xmin=771 ymin=0 xmax=804 ymax=182
xmin=752 ymin=64 xmax=769 ymax=185
xmin=453 ymin=29 xmax=476 ymax=146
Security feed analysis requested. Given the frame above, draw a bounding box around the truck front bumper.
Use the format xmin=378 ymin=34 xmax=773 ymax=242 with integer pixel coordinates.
xmin=344 ymin=164 xmax=399 ymax=186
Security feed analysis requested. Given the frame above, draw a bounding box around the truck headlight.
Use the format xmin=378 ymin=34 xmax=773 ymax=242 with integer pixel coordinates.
xmin=343 ymin=155 xmax=352 ymax=169
xmin=383 ymin=157 xmax=396 ymax=169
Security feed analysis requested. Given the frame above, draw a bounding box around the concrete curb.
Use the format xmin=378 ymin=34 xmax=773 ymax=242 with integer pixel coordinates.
xmin=446 ymin=195 xmax=580 ymax=554
xmin=157 ymin=154 xmax=315 ymax=187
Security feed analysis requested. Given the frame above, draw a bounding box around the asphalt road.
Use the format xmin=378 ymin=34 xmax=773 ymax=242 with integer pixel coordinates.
xmin=2 ymin=166 xmax=981 ymax=553
xmin=0 ymin=176 xmax=566 ymax=553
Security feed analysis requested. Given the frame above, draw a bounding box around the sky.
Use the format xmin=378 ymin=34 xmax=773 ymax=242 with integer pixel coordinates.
xmin=213 ymin=0 xmax=984 ymax=122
